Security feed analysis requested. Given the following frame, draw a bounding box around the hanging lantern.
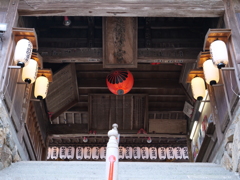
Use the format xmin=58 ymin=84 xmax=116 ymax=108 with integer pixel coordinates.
xmin=14 ymin=39 xmax=33 ymax=67
xmin=158 ymin=147 xmax=166 ymax=160
xmin=174 ymin=147 xmax=183 ymax=160
xmin=47 ymin=147 xmax=51 ymax=160
xmin=100 ymin=147 xmax=106 ymax=160
xmin=210 ymin=40 xmax=228 ymax=69
xmin=92 ymin=147 xmax=100 ymax=160
xmin=22 ymin=59 xmax=38 ymax=84
xmin=166 ymin=147 xmax=174 ymax=160
xmin=203 ymin=59 xmax=219 ymax=86
xmin=34 ymin=76 xmax=49 ymax=100
xmin=149 ymin=147 xmax=157 ymax=160
xmin=125 ymin=147 xmax=132 ymax=159
xmin=181 ymin=147 xmax=189 ymax=160
xmin=76 ymin=147 xmax=84 ymax=160
xmin=133 ymin=147 xmax=141 ymax=160
xmin=59 ymin=146 xmax=67 ymax=159
xmin=141 ymin=147 xmax=149 ymax=160
xmin=51 ymin=146 xmax=59 ymax=160
xmin=106 ymin=69 xmax=134 ymax=95
xmin=118 ymin=146 xmax=125 ymax=160
xmin=84 ymin=147 xmax=91 ymax=159
xmin=67 ymin=146 xmax=75 ymax=160
xmin=191 ymin=77 xmax=205 ymax=101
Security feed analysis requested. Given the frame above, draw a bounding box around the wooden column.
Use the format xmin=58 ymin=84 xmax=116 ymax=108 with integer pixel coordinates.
xmin=223 ymin=0 xmax=240 ymax=92
xmin=0 ymin=0 xmax=19 ymax=95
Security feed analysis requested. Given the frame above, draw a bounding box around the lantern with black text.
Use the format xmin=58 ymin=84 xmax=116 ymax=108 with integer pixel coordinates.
xmin=210 ymin=40 xmax=228 ymax=69
xmin=191 ymin=77 xmax=205 ymax=101
xmin=14 ymin=39 xmax=33 ymax=67
xmin=34 ymin=76 xmax=49 ymax=100
xmin=22 ymin=59 xmax=38 ymax=84
xmin=106 ymin=69 xmax=134 ymax=95
xmin=203 ymin=59 xmax=219 ymax=85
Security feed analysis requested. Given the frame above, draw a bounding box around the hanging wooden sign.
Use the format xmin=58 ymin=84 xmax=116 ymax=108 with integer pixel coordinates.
xmin=76 ymin=147 xmax=84 ymax=160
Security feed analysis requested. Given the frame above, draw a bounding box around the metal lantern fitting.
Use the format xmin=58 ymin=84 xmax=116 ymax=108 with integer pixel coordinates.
xmin=22 ymin=59 xmax=38 ymax=84
xmin=106 ymin=69 xmax=134 ymax=95
xmin=191 ymin=77 xmax=206 ymax=101
xmin=14 ymin=39 xmax=33 ymax=67
xmin=203 ymin=59 xmax=219 ymax=85
xmin=34 ymin=76 xmax=49 ymax=100
xmin=210 ymin=40 xmax=229 ymax=69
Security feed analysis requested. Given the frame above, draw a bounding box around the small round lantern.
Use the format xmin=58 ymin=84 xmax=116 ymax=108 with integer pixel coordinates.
xmin=210 ymin=40 xmax=228 ymax=69
xmin=203 ymin=59 xmax=219 ymax=86
xmin=22 ymin=59 xmax=38 ymax=84
xmin=14 ymin=39 xmax=33 ymax=67
xmin=191 ymin=77 xmax=205 ymax=101
xmin=106 ymin=69 xmax=134 ymax=95
xmin=34 ymin=76 xmax=49 ymax=100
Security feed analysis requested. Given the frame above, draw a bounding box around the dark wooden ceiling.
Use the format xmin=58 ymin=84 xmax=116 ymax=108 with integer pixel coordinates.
xmin=21 ymin=16 xmax=219 ymax=148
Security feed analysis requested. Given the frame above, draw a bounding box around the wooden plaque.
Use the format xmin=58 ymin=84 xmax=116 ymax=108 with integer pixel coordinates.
xmin=103 ymin=17 xmax=137 ymax=68
xmin=46 ymin=64 xmax=79 ymax=120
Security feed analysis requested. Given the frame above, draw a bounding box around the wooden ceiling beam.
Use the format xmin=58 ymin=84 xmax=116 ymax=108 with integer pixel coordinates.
xmin=40 ymin=47 xmax=200 ymax=64
xmin=48 ymin=124 xmax=89 ymax=134
xmin=19 ymin=0 xmax=224 ymax=17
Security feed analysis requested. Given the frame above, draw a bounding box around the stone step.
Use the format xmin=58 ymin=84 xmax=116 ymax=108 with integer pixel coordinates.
xmin=0 ymin=161 xmax=239 ymax=180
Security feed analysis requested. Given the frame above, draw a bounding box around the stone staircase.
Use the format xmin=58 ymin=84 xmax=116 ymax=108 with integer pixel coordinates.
xmin=0 ymin=161 xmax=239 ymax=180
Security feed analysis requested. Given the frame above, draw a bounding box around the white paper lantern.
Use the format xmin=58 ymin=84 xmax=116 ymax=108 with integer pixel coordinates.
xmin=67 ymin=146 xmax=75 ymax=160
xmin=118 ymin=146 xmax=125 ymax=160
xmin=100 ymin=147 xmax=106 ymax=160
xmin=34 ymin=76 xmax=49 ymax=100
xmin=174 ymin=147 xmax=183 ymax=160
xmin=51 ymin=146 xmax=59 ymax=160
xmin=158 ymin=147 xmax=166 ymax=160
xmin=191 ymin=77 xmax=205 ymax=100
xmin=22 ymin=59 xmax=38 ymax=84
xmin=181 ymin=147 xmax=189 ymax=160
xmin=47 ymin=147 xmax=51 ymax=160
xmin=210 ymin=40 xmax=228 ymax=69
xmin=149 ymin=147 xmax=157 ymax=160
xmin=166 ymin=147 xmax=174 ymax=160
xmin=133 ymin=147 xmax=141 ymax=159
xmin=76 ymin=147 xmax=84 ymax=160
xmin=92 ymin=147 xmax=100 ymax=160
xmin=59 ymin=146 xmax=67 ymax=159
xmin=14 ymin=39 xmax=33 ymax=67
xmin=84 ymin=147 xmax=91 ymax=159
xmin=141 ymin=147 xmax=149 ymax=159
xmin=203 ymin=59 xmax=219 ymax=85
xmin=125 ymin=147 xmax=132 ymax=159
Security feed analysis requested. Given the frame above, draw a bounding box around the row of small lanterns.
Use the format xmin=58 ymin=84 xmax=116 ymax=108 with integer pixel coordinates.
xmin=14 ymin=39 xmax=49 ymax=100
xmin=47 ymin=146 xmax=189 ymax=160
xmin=191 ymin=39 xmax=228 ymax=100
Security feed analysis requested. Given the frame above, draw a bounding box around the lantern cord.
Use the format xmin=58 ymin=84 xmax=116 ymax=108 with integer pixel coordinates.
xmin=229 ymin=70 xmax=240 ymax=98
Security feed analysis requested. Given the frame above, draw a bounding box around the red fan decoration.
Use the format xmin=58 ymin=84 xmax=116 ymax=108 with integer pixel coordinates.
xmin=106 ymin=69 xmax=134 ymax=95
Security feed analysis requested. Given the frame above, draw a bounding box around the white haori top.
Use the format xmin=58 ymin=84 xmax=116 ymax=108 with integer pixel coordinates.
xmin=76 ymin=147 xmax=84 ymax=160
xmin=158 ymin=147 xmax=166 ymax=160
xmin=149 ymin=147 xmax=157 ymax=160
xmin=133 ymin=147 xmax=141 ymax=159
xmin=84 ymin=147 xmax=92 ymax=159
xmin=59 ymin=146 xmax=67 ymax=159
xmin=125 ymin=147 xmax=132 ymax=159
xmin=92 ymin=147 xmax=100 ymax=160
